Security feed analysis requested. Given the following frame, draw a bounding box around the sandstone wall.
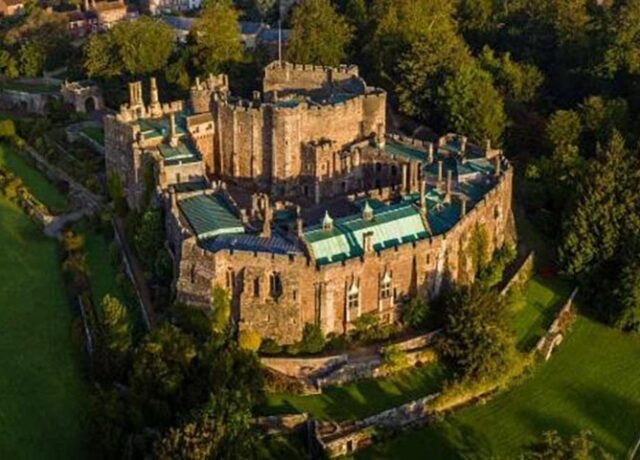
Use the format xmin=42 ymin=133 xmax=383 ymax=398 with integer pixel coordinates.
xmin=263 ymin=62 xmax=360 ymax=95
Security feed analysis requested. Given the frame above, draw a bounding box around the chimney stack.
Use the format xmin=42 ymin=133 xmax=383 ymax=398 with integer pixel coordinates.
xmin=427 ymin=143 xmax=434 ymax=164
xmin=128 ymin=81 xmax=142 ymax=107
xmin=322 ymin=211 xmax=333 ymax=231
xmin=445 ymin=170 xmax=453 ymax=203
xmin=437 ymin=160 xmax=443 ymax=184
xmin=262 ymin=205 xmax=272 ymax=239
xmin=169 ymin=112 xmax=178 ymax=147
xmin=419 ymin=179 xmax=426 ymax=214
xmin=461 ymin=136 xmax=468 ymax=155
xmin=401 ymin=163 xmax=408 ymax=193
xmin=362 ymin=231 xmax=374 ymax=254
xmin=494 ymin=156 xmax=501 ymax=177
xmin=362 ymin=201 xmax=374 ymax=222
xmin=150 ymin=77 xmax=159 ymax=105
xmin=460 ymin=197 xmax=467 ymax=217
xmin=296 ymin=218 xmax=304 ymax=237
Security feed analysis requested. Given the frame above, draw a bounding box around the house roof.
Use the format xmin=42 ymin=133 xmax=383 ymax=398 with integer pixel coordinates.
xmin=303 ymin=202 xmax=429 ymax=266
xmin=178 ymin=193 xmax=244 ymax=241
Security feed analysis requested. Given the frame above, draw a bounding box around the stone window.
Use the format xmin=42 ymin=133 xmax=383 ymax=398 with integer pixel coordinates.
xmin=380 ymin=271 xmax=392 ymax=300
xmin=347 ymin=282 xmax=359 ymax=319
xmin=494 ymin=205 xmax=500 ymax=219
xmin=190 ymin=265 xmax=196 ymax=283
xmin=253 ymin=277 xmax=260 ymax=297
xmin=270 ymin=272 xmax=282 ymax=299
xmin=226 ymin=269 xmax=235 ymax=291
xmin=426 ymin=254 xmax=431 ymax=265
xmin=292 ymin=289 xmax=298 ymax=301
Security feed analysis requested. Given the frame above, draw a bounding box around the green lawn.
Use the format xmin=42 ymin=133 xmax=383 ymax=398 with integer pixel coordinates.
xmin=258 ymin=362 xmax=449 ymax=421
xmin=0 ymin=197 xmax=87 ymax=459
xmin=360 ymin=316 xmax=640 ymax=459
xmin=84 ymin=231 xmax=122 ymax=315
xmin=510 ymin=275 xmax=573 ymax=351
xmin=0 ymin=143 xmax=69 ymax=213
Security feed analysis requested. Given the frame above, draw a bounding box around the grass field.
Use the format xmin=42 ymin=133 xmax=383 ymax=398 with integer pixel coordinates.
xmin=0 ymin=197 xmax=87 ymax=459
xmin=84 ymin=231 xmax=122 ymax=314
xmin=360 ymin=316 xmax=640 ymax=459
xmin=0 ymin=143 xmax=69 ymax=213
xmin=259 ymin=362 xmax=449 ymax=421
xmin=510 ymin=275 xmax=573 ymax=351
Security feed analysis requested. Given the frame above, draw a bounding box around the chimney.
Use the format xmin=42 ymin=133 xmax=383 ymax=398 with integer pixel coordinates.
xmin=262 ymin=206 xmax=272 ymax=239
xmin=437 ymin=160 xmax=443 ymax=184
xmin=485 ymin=139 xmax=491 ymax=155
xmin=461 ymin=136 xmax=468 ymax=155
xmin=150 ymin=77 xmax=159 ymax=105
xmin=460 ymin=197 xmax=467 ymax=217
xmin=401 ymin=163 xmax=408 ymax=192
xmin=168 ymin=112 xmax=178 ymax=147
xmin=362 ymin=231 xmax=374 ymax=254
xmin=128 ymin=81 xmax=140 ymax=107
xmin=419 ymin=179 xmax=426 ymax=213
xmin=195 ymin=76 xmax=201 ymax=89
xmin=427 ymin=143 xmax=434 ymax=164
xmin=494 ymin=156 xmax=501 ymax=177
xmin=253 ymin=90 xmax=261 ymax=101
xmin=169 ymin=187 xmax=177 ymax=211
xmin=272 ymin=90 xmax=279 ymax=103
xmin=296 ymin=218 xmax=304 ymax=237
xmin=83 ymin=0 xmax=89 ymax=10
xmin=240 ymin=209 xmax=249 ymax=224
xmin=445 ymin=170 xmax=453 ymax=203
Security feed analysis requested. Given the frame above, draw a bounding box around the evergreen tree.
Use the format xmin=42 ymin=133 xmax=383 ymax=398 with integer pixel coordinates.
xmin=101 ymin=295 xmax=132 ymax=356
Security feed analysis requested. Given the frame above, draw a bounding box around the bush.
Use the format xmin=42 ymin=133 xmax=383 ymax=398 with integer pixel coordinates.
xmin=239 ymin=329 xmax=262 ymax=352
xmin=380 ymin=345 xmax=409 ymax=374
xmin=300 ymin=323 xmax=325 ymax=354
xmin=350 ymin=313 xmax=395 ymax=344
xmin=403 ymin=297 xmax=430 ymax=329
xmin=259 ymin=338 xmax=282 ymax=355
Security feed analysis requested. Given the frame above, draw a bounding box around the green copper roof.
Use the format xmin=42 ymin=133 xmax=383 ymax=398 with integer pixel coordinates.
xmin=158 ymin=140 xmax=201 ymax=165
xmin=384 ymin=141 xmax=427 ymax=162
xmin=304 ymin=202 xmax=429 ymax=266
xmin=178 ymin=194 xmax=245 ymax=241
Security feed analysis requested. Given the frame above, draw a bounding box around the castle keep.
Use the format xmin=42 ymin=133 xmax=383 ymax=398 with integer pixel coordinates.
xmin=105 ymin=62 xmax=514 ymax=344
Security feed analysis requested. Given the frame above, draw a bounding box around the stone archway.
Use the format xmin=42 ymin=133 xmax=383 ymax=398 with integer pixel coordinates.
xmin=84 ymin=96 xmax=96 ymax=113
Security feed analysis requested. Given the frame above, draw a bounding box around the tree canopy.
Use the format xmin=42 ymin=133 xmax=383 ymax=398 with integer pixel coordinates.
xmin=84 ymin=17 xmax=175 ymax=78
xmin=286 ymin=0 xmax=353 ymax=66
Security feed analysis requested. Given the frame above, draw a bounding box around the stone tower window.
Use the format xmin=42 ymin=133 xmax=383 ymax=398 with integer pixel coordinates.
xmin=380 ymin=271 xmax=392 ymax=300
xmin=253 ymin=277 xmax=260 ymax=297
xmin=270 ymin=272 xmax=282 ymax=299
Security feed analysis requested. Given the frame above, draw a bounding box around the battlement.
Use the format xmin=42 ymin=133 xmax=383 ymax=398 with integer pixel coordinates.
xmin=264 ymin=61 xmax=359 ymax=77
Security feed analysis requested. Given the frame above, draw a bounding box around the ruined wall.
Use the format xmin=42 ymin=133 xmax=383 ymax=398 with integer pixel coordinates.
xmin=263 ymin=62 xmax=360 ymax=95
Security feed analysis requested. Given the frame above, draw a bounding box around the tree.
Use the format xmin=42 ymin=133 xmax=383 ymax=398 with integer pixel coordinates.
xmin=286 ymin=0 xmax=353 ymax=66
xmin=546 ymin=110 xmax=581 ymax=149
xmin=299 ymin=323 xmax=325 ymax=354
xmin=238 ymin=329 xmax=262 ymax=352
xmin=523 ymin=430 xmax=611 ymax=459
xmin=211 ymin=284 xmax=231 ymax=333
xmin=436 ymin=284 xmax=516 ymax=381
xmin=436 ymin=63 xmax=507 ymax=144
xmin=84 ymin=17 xmax=175 ymax=78
xmin=478 ymin=46 xmax=544 ymax=104
xmin=0 ymin=50 xmax=19 ymax=78
xmin=189 ymin=0 xmax=243 ymax=76
xmin=101 ymin=295 xmax=132 ymax=356
xmin=133 ymin=208 xmax=165 ymax=273
xmin=403 ymin=297 xmax=430 ymax=329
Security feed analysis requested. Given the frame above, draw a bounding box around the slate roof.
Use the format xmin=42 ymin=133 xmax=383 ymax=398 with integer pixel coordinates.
xmin=178 ymin=194 xmax=244 ymax=241
xmin=201 ymin=232 xmax=300 ymax=255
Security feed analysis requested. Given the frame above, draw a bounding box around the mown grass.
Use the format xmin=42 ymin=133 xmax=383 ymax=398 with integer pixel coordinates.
xmin=360 ymin=315 xmax=640 ymax=459
xmin=84 ymin=231 xmax=122 ymax=316
xmin=510 ymin=275 xmax=573 ymax=351
xmin=0 ymin=143 xmax=69 ymax=213
xmin=258 ymin=362 xmax=449 ymax=421
xmin=0 ymin=197 xmax=87 ymax=459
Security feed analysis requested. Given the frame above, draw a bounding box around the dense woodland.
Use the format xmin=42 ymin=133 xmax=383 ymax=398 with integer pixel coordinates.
xmin=1 ymin=0 xmax=640 ymax=458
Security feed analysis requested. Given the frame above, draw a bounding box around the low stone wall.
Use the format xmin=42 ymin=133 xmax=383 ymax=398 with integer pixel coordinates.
xmin=261 ymin=354 xmax=349 ymax=380
xmin=535 ymin=287 xmax=578 ymax=361
xmin=314 ymin=393 xmax=439 ymax=458
xmin=253 ymin=413 xmax=309 ymax=435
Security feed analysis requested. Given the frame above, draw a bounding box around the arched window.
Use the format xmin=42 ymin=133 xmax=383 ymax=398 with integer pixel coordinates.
xmin=270 ymin=272 xmax=282 ymax=299
xmin=347 ymin=281 xmax=359 ymax=319
xmin=380 ymin=271 xmax=392 ymax=300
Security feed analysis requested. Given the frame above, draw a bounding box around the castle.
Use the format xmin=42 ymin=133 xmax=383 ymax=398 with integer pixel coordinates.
xmin=105 ymin=61 xmax=514 ymax=344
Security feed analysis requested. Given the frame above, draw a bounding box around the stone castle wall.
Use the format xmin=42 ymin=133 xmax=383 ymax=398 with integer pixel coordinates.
xmin=263 ymin=61 xmax=360 ymax=95
xmin=175 ymin=167 xmax=514 ymax=344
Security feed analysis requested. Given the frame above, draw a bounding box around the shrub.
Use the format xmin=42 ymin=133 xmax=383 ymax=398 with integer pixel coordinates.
xmin=300 ymin=323 xmax=325 ymax=354
xmin=239 ymin=329 xmax=262 ymax=352
xmin=259 ymin=338 xmax=282 ymax=355
xmin=380 ymin=345 xmax=409 ymax=374
xmin=403 ymin=297 xmax=430 ymax=329
xmin=351 ymin=313 xmax=395 ymax=344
